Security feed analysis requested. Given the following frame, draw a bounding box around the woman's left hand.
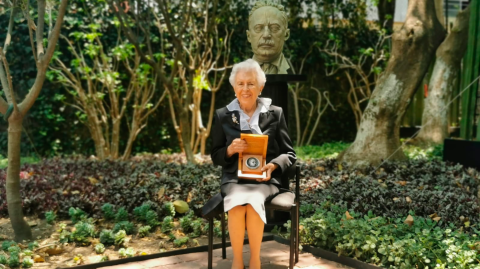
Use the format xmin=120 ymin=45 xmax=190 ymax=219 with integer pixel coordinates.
xmin=258 ymin=163 xmax=279 ymax=182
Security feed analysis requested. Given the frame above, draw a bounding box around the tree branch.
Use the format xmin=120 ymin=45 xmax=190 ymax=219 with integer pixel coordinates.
xmin=0 ymin=97 xmax=8 ymax=115
xmin=0 ymin=48 xmax=14 ymax=106
xmin=36 ymin=0 xmax=46 ymax=57
xmin=19 ymin=0 xmax=68 ymax=113
xmin=3 ymin=6 xmax=16 ymax=55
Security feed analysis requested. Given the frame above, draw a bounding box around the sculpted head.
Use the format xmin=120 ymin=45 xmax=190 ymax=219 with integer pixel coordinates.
xmin=247 ymin=1 xmax=290 ymax=63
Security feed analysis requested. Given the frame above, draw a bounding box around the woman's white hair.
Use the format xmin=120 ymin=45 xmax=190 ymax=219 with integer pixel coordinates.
xmin=229 ymin=59 xmax=267 ymax=87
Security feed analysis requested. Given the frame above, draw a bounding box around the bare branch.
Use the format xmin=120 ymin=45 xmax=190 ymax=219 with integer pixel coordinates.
xmin=36 ymin=0 xmax=46 ymax=57
xmin=23 ymin=9 xmax=38 ymax=64
xmin=0 ymin=48 xmax=14 ymax=106
xmin=0 ymin=48 xmax=17 ymax=109
xmin=19 ymin=0 xmax=69 ymax=114
xmin=3 ymin=6 xmax=16 ymax=55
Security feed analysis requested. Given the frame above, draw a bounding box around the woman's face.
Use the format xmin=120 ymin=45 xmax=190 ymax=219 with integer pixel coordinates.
xmin=233 ymin=70 xmax=263 ymax=109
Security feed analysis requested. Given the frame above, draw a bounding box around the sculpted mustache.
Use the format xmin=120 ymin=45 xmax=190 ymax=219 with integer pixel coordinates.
xmin=258 ymin=40 xmax=274 ymax=47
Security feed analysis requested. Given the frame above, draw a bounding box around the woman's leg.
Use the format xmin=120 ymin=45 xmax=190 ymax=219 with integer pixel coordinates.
xmin=228 ymin=205 xmax=247 ymax=269
xmin=246 ymin=204 xmax=264 ymax=269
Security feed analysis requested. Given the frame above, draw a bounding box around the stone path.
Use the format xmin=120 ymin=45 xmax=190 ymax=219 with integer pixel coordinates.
xmin=99 ymin=241 xmax=354 ymax=269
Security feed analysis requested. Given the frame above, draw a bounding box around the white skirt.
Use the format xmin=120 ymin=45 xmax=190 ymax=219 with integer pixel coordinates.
xmin=222 ymin=183 xmax=279 ymax=224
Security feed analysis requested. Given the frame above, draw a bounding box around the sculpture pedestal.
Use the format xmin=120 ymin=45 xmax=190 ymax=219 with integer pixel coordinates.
xmin=263 ymin=74 xmax=306 ymax=231
xmin=262 ymin=74 xmax=307 ymax=121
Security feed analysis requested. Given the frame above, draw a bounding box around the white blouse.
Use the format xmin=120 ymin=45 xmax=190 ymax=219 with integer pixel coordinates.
xmin=226 ymin=98 xmax=272 ymax=134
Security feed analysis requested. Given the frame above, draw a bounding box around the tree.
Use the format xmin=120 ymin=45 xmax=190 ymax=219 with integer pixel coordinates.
xmin=338 ymin=0 xmax=446 ymax=166
xmin=50 ymin=24 xmax=165 ymax=160
xmin=0 ymin=0 xmax=68 ymax=240
xmin=111 ymin=0 xmax=232 ymax=162
xmin=411 ymin=6 xmax=470 ymax=147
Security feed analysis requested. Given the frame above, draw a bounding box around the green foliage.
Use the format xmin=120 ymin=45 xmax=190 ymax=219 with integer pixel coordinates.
xmin=0 ymin=254 xmax=6 ymax=265
xmin=180 ymin=211 xmax=194 ymax=233
xmin=115 ymin=207 xmax=129 ymax=222
xmin=7 ymin=253 xmax=19 ymax=268
xmin=403 ymin=143 xmax=443 ymax=161
xmin=286 ymin=203 xmax=480 ymax=268
xmin=94 ymin=243 xmax=106 ymax=254
xmin=295 ymin=142 xmax=351 ymax=160
xmin=138 ymin=225 xmax=152 ymax=238
xmin=173 ymin=237 xmax=189 ymax=247
xmin=8 ymin=246 xmax=21 ymax=254
xmin=133 ymin=203 xmax=152 ymax=221
xmin=190 ymin=219 xmax=204 ymax=238
xmin=99 ymin=255 xmax=109 ymax=262
xmin=71 ymin=221 xmax=96 ymax=244
xmin=300 ymin=158 xmax=480 ymax=228
xmin=45 ymin=210 xmax=56 ymax=224
xmin=101 ymin=203 xmax=115 ymax=220
xmin=22 ymin=249 xmax=33 ymax=256
xmin=162 ymin=202 xmax=176 ymax=218
xmin=161 ymin=216 xmax=174 ymax=233
xmin=114 ymin=230 xmax=127 ymax=246
xmin=99 ymin=229 xmax=115 ymax=245
xmin=118 ymin=247 xmax=135 ymax=258
xmin=22 ymin=257 xmax=34 ymax=268
xmin=145 ymin=210 xmax=159 ymax=227
xmin=113 ymin=221 xmax=135 ymax=235
xmin=27 ymin=241 xmax=38 ymax=251
xmin=68 ymin=207 xmax=86 ymax=223
xmin=1 ymin=241 xmax=16 ymax=251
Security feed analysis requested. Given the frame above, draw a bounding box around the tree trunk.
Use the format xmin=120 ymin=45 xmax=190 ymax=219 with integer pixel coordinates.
xmin=378 ymin=0 xmax=396 ymax=32
xmin=435 ymin=0 xmax=445 ymax=28
xmin=412 ymin=6 xmax=470 ymax=146
xmin=6 ymin=114 xmax=32 ymax=241
xmin=338 ymin=0 xmax=446 ymax=167
xmin=178 ymin=108 xmax=196 ymax=163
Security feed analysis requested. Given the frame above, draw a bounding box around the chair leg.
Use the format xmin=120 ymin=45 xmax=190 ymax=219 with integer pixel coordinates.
xmin=208 ymin=217 xmax=214 ymax=269
xmin=289 ymin=204 xmax=296 ymax=269
xmin=295 ymin=202 xmax=300 ymax=263
xmin=221 ymin=212 xmax=226 ymax=259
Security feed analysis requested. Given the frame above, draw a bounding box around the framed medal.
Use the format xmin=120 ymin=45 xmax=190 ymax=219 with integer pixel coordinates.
xmin=237 ymin=133 xmax=268 ymax=179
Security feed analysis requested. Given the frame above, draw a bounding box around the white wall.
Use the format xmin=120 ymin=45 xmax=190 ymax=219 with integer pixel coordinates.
xmin=366 ymin=0 xmax=409 ymax=22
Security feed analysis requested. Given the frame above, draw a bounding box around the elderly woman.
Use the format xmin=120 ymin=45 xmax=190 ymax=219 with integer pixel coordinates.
xmin=211 ymin=59 xmax=296 ymax=269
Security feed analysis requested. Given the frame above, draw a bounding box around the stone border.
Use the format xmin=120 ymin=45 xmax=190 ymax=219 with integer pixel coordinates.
xmin=62 ymin=235 xmax=274 ymax=269
xmin=273 ymin=235 xmax=383 ymax=269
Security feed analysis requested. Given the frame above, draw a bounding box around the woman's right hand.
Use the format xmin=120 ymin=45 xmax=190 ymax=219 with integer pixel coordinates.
xmin=226 ymin=138 xmax=248 ymax=157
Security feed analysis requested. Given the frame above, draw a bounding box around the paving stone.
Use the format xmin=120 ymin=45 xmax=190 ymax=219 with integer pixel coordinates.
xmin=136 ymin=256 xmax=183 ymax=267
xmin=98 ymin=262 xmax=146 ymax=269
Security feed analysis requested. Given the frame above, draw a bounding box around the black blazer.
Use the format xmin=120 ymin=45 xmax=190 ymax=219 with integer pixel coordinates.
xmin=211 ymin=104 xmax=296 ymax=187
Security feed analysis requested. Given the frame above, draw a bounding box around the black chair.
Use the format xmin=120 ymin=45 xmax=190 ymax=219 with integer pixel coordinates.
xmin=202 ymin=164 xmax=301 ymax=269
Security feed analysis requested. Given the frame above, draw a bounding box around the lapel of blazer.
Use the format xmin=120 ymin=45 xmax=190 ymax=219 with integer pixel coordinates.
xmin=259 ymin=109 xmax=275 ymax=132
xmin=225 ymin=110 xmax=241 ymax=131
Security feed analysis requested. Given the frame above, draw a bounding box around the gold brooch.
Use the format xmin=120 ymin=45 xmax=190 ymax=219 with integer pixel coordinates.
xmin=232 ymin=114 xmax=239 ymax=124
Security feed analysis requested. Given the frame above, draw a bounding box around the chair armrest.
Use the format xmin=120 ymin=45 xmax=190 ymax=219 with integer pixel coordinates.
xmin=295 ymin=164 xmax=300 ymax=203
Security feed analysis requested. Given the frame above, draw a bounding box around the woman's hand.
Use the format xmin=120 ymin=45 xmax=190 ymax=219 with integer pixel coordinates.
xmin=258 ymin=163 xmax=279 ymax=182
xmin=226 ymin=138 xmax=248 ymax=158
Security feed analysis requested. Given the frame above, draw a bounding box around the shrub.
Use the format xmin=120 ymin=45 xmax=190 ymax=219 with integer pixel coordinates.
xmin=71 ymin=221 xmax=96 ymax=244
xmin=0 ymin=254 xmax=6 ymax=265
xmin=99 ymin=229 xmax=115 ymax=245
xmin=1 ymin=241 xmax=15 ymax=251
xmin=190 ymin=219 xmax=204 ymax=238
xmin=133 ymin=203 xmax=151 ymax=221
xmin=138 ymin=225 xmax=151 ymax=238
xmin=118 ymin=247 xmax=134 ymax=258
xmin=8 ymin=246 xmax=21 ymax=254
xmin=22 ymin=249 xmax=33 ymax=256
xmin=180 ymin=214 xmax=193 ymax=233
xmin=145 ymin=210 xmax=159 ymax=227
xmin=68 ymin=207 xmax=86 ymax=223
xmin=115 ymin=207 xmax=129 ymax=222
xmin=173 ymin=237 xmax=189 ymax=247
xmin=101 ymin=203 xmax=115 ymax=220
xmin=283 ymin=203 xmax=480 ymax=268
xmin=161 ymin=216 xmax=174 ymax=233
xmin=45 ymin=210 xmax=56 ymax=224
xmin=300 ymin=159 xmax=480 ymax=228
xmin=162 ymin=202 xmax=175 ymax=218
xmin=113 ymin=221 xmax=135 ymax=235
xmin=7 ymin=253 xmax=19 ymax=268
xmin=114 ymin=230 xmax=127 ymax=246
xmin=27 ymin=241 xmax=38 ymax=251
xmin=94 ymin=243 xmax=105 ymax=254
xmin=22 ymin=257 xmax=34 ymax=268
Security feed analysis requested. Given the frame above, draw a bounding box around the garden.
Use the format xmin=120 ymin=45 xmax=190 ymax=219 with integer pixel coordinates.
xmin=1 ymin=0 xmax=480 ymax=268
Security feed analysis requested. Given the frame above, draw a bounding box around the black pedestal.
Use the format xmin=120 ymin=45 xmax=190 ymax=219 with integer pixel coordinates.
xmin=262 ymin=74 xmax=306 ymax=231
xmin=262 ymin=74 xmax=307 ymax=120
xmin=443 ymin=139 xmax=480 ymax=171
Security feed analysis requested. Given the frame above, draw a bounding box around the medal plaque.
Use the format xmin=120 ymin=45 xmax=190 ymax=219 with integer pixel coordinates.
xmin=238 ymin=133 xmax=268 ymax=180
